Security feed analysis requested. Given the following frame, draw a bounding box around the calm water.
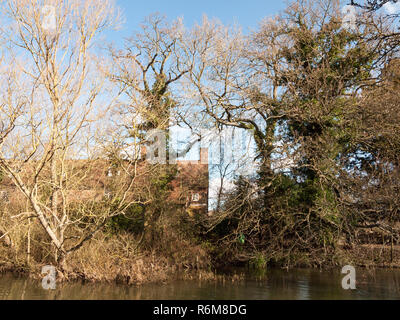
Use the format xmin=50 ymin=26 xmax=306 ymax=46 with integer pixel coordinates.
xmin=0 ymin=268 xmax=400 ymax=300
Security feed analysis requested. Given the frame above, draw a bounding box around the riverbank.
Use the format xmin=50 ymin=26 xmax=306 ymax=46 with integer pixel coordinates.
xmin=2 ymin=209 xmax=400 ymax=285
xmin=0 ymin=233 xmax=219 ymax=285
xmin=2 ymin=242 xmax=400 ymax=286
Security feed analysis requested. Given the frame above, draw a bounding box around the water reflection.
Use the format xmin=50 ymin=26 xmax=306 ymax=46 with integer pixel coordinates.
xmin=0 ymin=268 xmax=399 ymax=300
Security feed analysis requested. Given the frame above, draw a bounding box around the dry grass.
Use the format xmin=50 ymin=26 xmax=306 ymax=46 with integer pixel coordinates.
xmin=64 ymin=234 xmax=177 ymax=284
xmin=0 ymin=208 xmax=215 ymax=284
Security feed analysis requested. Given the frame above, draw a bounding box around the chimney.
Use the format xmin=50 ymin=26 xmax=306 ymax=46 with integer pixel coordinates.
xmin=199 ymin=148 xmax=208 ymax=165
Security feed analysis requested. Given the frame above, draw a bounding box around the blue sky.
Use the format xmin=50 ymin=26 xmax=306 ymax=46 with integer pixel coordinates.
xmin=110 ymin=0 xmax=287 ymax=45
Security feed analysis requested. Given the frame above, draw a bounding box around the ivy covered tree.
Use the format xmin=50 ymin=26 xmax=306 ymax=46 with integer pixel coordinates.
xmin=190 ymin=0 xmax=398 ymax=266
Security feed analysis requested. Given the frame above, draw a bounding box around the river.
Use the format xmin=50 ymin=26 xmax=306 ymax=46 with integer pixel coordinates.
xmin=0 ymin=268 xmax=399 ymax=300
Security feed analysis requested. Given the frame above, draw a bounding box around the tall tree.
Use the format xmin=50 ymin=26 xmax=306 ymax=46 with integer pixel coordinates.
xmin=0 ymin=0 xmax=137 ymax=268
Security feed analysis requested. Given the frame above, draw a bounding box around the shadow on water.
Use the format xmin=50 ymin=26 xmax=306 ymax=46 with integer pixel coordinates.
xmin=0 ymin=268 xmax=400 ymax=300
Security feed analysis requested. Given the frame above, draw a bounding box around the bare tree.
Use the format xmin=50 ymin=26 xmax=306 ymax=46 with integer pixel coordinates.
xmin=0 ymin=0 xmax=142 ymax=269
xmin=350 ymin=0 xmax=398 ymax=11
xmin=108 ymin=15 xmax=193 ymax=136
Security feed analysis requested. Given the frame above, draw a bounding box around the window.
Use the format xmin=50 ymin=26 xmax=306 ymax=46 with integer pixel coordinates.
xmin=104 ymin=190 xmax=113 ymax=200
xmin=107 ymin=168 xmax=113 ymax=177
xmin=0 ymin=191 xmax=9 ymax=203
xmin=192 ymin=193 xmax=200 ymax=202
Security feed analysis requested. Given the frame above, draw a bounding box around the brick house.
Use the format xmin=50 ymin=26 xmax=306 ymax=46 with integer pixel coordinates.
xmin=169 ymin=148 xmax=209 ymax=214
xmin=0 ymin=148 xmax=209 ymax=214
